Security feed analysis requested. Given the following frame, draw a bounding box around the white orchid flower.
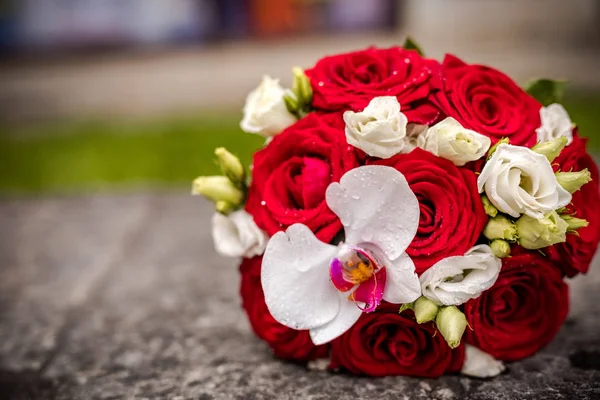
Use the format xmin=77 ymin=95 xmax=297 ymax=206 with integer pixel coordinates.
xmin=261 ymin=165 xmax=422 ymax=345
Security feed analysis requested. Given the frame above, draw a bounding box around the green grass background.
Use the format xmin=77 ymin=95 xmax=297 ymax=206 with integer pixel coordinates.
xmin=1 ymin=93 xmax=598 ymax=196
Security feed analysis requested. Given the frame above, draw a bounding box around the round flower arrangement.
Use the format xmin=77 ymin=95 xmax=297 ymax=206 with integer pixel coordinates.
xmin=192 ymin=40 xmax=599 ymax=378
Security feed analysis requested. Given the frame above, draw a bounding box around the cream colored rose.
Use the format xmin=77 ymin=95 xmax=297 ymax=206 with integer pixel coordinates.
xmin=343 ymin=96 xmax=408 ymax=158
xmin=477 ymin=144 xmax=571 ymax=219
xmin=240 ymin=76 xmax=296 ymax=137
xmin=419 ymin=245 xmax=501 ymax=306
xmin=427 ymin=117 xmax=491 ymax=166
xmin=536 ymin=103 xmax=573 ymax=145
xmin=212 ymin=210 xmax=268 ymax=257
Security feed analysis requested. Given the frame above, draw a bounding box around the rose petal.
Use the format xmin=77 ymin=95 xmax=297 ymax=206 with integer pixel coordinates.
xmin=326 ymin=165 xmax=419 ymax=260
xmin=309 ymin=293 xmax=363 ymax=345
xmin=261 ymin=224 xmax=340 ymax=330
xmin=382 ymin=252 xmax=421 ymax=304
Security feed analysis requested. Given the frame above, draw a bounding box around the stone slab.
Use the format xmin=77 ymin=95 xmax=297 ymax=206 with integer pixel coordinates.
xmin=0 ymin=194 xmax=599 ymax=399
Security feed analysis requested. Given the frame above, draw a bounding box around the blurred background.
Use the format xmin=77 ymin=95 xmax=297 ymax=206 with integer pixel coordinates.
xmin=1 ymin=0 xmax=599 ymax=196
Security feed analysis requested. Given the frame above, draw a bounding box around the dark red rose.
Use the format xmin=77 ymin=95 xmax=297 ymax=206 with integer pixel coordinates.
xmin=239 ymin=256 xmax=328 ymax=361
xmin=373 ymin=148 xmax=487 ymax=274
xmin=305 ymin=47 xmax=441 ymax=124
xmin=330 ymin=304 xmax=464 ymax=377
xmin=433 ymin=54 xmax=541 ymax=146
xmin=246 ymin=112 xmax=359 ymax=243
xmin=464 ymin=252 xmax=569 ymax=361
xmin=548 ymin=133 xmax=600 ymax=276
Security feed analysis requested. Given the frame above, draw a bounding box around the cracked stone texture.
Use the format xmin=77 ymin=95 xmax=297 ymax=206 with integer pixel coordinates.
xmin=0 ymin=193 xmax=599 ymax=400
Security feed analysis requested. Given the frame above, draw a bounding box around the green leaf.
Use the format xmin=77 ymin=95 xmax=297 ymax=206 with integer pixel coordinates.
xmin=524 ymin=79 xmax=568 ymax=106
xmin=403 ymin=36 xmax=424 ymax=56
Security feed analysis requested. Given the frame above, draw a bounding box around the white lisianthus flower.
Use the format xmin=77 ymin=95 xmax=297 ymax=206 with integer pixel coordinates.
xmin=240 ymin=76 xmax=297 ymax=137
xmin=419 ymin=245 xmax=501 ymax=306
xmin=461 ymin=345 xmax=505 ymax=378
xmin=427 ymin=117 xmax=491 ymax=166
xmin=262 ymin=166 xmax=421 ymax=345
xmin=343 ymin=96 xmax=408 ymax=158
xmin=402 ymin=123 xmax=437 ymax=154
xmin=212 ymin=210 xmax=268 ymax=258
xmin=477 ymin=144 xmax=571 ymax=219
xmin=536 ymin=103 xmax=573 ymax=145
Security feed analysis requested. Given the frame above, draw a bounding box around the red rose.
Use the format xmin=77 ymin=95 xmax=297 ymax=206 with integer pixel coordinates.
xmin=246 ymin=112 xmax=359 ymax=243
xmin=239 ymin=256 xmax=328 ymax=361
xmin=330 ymin=304 xmax=464 ymax=377
xmin=373 ymin=148 xmax=487 ymax=274
xmin=464 ymin=252 xmax=569 ymax=361
xmin=305 ymin=47 xmax=441 ymax=124
xmin=548 ymin=133 xmax=600 ymax=276
xmin=433 ymin=54 xmax=541 ymax=146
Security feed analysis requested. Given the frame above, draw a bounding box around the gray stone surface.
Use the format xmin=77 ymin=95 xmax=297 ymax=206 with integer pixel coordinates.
xmin=0 ymin=193 xmax=599 ymax=399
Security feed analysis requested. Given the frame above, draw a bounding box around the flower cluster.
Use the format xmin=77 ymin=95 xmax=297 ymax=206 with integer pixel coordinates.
xmin=192 ymin=41 xmax=599 ymax=378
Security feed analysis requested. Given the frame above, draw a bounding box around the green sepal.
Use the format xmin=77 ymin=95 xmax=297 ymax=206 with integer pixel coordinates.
xmin=283 ymin=92 xmax=299 ymax=115
xmin=398 ymin=302 xmax=414 ymax=314
xmin=403 ymin=36 xmax=424 ymax=56
xmin=487 ymin=138 xmax=509 ymax=160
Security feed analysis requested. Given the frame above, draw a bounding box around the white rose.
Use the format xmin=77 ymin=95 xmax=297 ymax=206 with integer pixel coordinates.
xmin=211 ymin=210 xmax=268 ymax=257
xmin=477 ymin=144 xmax=571 ymax=219
xmin=402 ymin=123 xmax=437 ymax=154
xmin=419 ymin=245 xmax=501 ymax=306
xmin=461 ymin=345 xmax=505 ymax=378
xmin=343 ymin=96 xmax=408 ymax=158
xmin=240 ymin=76 xmax=296 ymax=137
xmin=536 ymin=103 xmax=573 ymax=145
xmin=427 ymin=117 xmax=491 ymax=166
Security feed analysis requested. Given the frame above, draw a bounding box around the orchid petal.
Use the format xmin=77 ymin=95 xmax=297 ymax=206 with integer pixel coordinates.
xmin=350 ymin=269 xmax=386 ymax=313
xmin=382 ymin=252 xmax=421 ymax=304
xmin=309 ymin=293 xmax=363 ymax=345
xmin=261 ymin=224 xmax=339 ymax=330
xmin=329 ymin=258 xmax=356 ymax=292
xmin=326 ymin=165 xmax=419 ymax=260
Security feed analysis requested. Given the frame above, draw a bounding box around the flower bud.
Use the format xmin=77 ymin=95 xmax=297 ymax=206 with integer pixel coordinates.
xmin=483 ymin=215 xmax=517 ymax=241
xmin=556 ymin=169 xmax=592 ymax=194
xmin=283 ymin=91 xmax=299 ymax=114
xmin=561 ymin=214 xmax=589 ymax=232
xmin=292 ymin=67 xmax=313 ymax=106
xmin=490 ymin=239 xmax=511 ymax=258
xmin=413 ymin=296 xmax=439 ymax=324
xmin=481 ymin=195 xmax=498 ymax=217
xmin=531 ymin=136 xmax=568 ymax=162
xmin=436 ymin=306 xmax=468 ymax=349
xmin=486 ymin=137 xmax=509 ymax=160
xmin=516 ymin=210 xmax=568 ymax=250
xmin=215 ymin=200 xmax=234 ymax=215
xmin=215 ymin=147 xmax=245 ymax=186
xmin=192 ymin=176 xmax=244 ymax=207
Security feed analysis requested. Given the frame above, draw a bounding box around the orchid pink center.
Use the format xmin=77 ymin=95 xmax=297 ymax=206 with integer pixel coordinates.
xmin=329 ymin=246 xmax=386 ymax=313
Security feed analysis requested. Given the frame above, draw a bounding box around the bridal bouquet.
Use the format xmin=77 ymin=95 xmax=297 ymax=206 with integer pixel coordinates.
xmin=192 ymin=40 xmax=599 ymax=378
